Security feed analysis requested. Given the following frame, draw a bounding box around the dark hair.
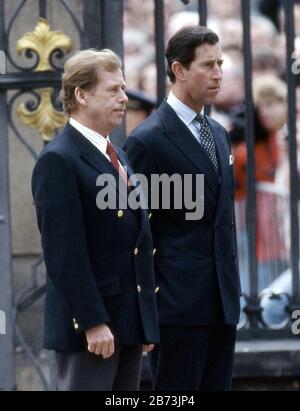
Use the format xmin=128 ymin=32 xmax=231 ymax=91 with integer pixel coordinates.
xmin=165 ymin=25 xmax=219 ymax=83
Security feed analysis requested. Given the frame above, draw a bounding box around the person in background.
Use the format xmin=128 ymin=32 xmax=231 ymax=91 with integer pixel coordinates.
xmin=230 ymin=75 xmax=288 ymax=293
xmin=126 ymin=89 xmax=156 ymax=134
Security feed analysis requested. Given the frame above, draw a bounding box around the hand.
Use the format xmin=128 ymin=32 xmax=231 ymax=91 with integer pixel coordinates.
xmin=85 ymin=324 xmax=115 ymax=358
xmin=143 ymin=344 xmax=155 ymax=353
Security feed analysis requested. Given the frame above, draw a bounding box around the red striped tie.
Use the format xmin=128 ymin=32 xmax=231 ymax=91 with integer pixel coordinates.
xmin=106 ymin=141 xmax=128 ymax=185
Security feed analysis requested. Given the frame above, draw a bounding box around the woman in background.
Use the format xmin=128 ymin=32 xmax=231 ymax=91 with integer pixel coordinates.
xmin=230 ymin=75 xmax=288 ymax=294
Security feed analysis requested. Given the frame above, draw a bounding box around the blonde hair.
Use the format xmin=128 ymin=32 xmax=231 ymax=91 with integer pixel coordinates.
xmin=253 ymin=75 xmax=287 ymax=104
xmin=60 ymin=49 xmax=122 ymax=114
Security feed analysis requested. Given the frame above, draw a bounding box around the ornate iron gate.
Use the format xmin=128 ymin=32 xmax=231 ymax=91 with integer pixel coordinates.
xmin=0 ymin=0 xmax=124 ymax=390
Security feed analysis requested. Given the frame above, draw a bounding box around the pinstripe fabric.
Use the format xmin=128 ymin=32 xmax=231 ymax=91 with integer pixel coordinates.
xmin=150 ymin=325 xmax=236 ymax=391
xmin=124 ymin=102 xmax=241 ymax=326
xmin=155 ymin=256 xmax=223 ymax=324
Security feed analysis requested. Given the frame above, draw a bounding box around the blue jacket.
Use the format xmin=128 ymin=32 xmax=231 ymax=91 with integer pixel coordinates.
xmin=32 ymin=123 xmax=159 ymax=351
xmin=124 ymin=102 xmax=241 ymax=325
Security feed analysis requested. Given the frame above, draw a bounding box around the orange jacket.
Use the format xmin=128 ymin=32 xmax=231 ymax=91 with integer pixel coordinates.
xmin=233 ymin=133 xmax=279 ymax=200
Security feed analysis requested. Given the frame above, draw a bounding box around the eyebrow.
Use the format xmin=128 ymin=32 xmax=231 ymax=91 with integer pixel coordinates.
xmin=107 ymin=82 xmax=126 ymax=89
xmin=202 ymin=58 xmax=224 ymax=64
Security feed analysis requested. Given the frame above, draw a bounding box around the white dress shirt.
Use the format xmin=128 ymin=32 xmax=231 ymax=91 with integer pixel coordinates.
xmin=69 ymin=117 xmax=126 ymax=172
xmin=166 ymin=91 xmax=204 ymax=143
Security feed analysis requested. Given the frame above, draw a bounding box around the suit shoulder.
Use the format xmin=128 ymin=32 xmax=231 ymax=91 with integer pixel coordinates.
xmin=33 ymin=148 xmax=73 ymax=180
xmin=34 ymin=131 xmax=77 ymax=177
xmin=32 ymin=141 xmax=78 ymax=200
xmin=207 ymin=116 xmax=227 ymax=133
xmin=38 ymin=130 xmax=74 ymax=161
xmin=128 ymin=110 xmax=164 ymax=143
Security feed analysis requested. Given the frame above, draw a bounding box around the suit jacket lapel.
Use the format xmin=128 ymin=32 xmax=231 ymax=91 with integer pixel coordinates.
xmin=63 ymin=123 xmax=128 ymax=205
xmin=206 ymin=117 xmax=231 ymax=225
xmin=157 ymin=102 xmax=220 ymax=197
xmin=116 ymin=146 xmax=149 ymax=245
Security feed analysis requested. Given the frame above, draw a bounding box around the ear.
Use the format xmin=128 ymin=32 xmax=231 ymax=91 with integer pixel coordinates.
xmin=74 ymin=87 xmax=88 ymax=107
xmin=171 ymin=61 xmax=187 ymax=82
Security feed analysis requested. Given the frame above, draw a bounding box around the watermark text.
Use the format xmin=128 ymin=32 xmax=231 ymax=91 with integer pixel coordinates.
xmin=292 ymin=310 xmax=300 ymax=335
xmin=0 ymin=310 xmax=6 ymax=335
xmin=96 ymin=170 xmax=205 ymax=221
xmin=292 ymin=51 xmax=300 ymax=75
xmin=0 ymin=50 xmax=6 ymax=74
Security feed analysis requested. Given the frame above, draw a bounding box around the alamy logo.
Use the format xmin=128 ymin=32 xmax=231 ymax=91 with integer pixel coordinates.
xmin=95 ymin=171 xmax=205 ymax=221
xmin=0 ymin=50 xmax=6 ymax=74
xmin=0 ymin=310 xmax=6 ymax=335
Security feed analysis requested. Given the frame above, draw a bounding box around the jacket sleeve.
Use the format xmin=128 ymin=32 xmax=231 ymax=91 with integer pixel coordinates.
xmin=31 ymin=151 xmax=110 ymax=333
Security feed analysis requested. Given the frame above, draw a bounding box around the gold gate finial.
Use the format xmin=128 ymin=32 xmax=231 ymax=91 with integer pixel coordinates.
xmin=16 ymin=17 xmax=72 ymax=72
xmin=17 ymin=88 xmax=68 ymax=142
xmin=16 ymin=18 xmax=72 ymax=141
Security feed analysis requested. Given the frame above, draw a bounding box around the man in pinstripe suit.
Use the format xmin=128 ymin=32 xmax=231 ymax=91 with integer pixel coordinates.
xmin=124 ymin=26 xmax=241 ymax=391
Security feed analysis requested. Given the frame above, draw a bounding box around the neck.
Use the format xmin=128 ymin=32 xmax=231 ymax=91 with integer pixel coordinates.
xmin=171 ymin=85 xmax=203 ymax=113
xmin=71 ymin=113 xmax=109 ymax=138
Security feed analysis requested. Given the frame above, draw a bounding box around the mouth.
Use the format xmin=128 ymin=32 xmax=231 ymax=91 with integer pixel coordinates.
xmin=115 ymin=105 xmax=126 ymax=113
xmin=117 ymin=104 xmax=127 ymax=111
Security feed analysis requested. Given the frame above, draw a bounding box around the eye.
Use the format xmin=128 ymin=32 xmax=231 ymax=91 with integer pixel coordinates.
xmin=108 ymin=88 xmax=118 ymax=95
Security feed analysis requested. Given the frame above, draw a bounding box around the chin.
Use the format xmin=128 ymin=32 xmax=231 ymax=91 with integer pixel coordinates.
xmin=113 ymin=120 xmax=123 ymax=129
xmin=203 ymin=99 xmax=214 ymax=106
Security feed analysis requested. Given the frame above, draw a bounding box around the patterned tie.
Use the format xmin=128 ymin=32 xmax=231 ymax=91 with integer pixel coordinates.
xmin=194 ymin=114 xmax=219 ymax=174
xmin=106 ymin=141 xmax=128 ymax=185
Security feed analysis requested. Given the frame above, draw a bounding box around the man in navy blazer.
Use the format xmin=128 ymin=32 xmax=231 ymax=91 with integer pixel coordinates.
xmin=124 ymin=26 xmax=241 ymax=391
xmin=31 ymin=49 xmax=159 ymax=391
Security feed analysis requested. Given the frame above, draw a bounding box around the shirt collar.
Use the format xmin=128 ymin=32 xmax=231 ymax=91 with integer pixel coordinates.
xmin=167 ymin=91 xmax=204 ymax=127
xmin=69 ymin=117 xmax=110 ymax=155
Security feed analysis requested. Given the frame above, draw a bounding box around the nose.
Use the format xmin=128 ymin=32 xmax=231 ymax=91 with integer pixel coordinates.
xmin=120 ymin=89 xmax=128 ymax=103
xmin=213 ymin=64 xmax=223 ymax=81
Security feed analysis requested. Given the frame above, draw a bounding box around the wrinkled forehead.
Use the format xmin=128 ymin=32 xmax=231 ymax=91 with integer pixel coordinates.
xmin=96 ymin=67 xmax=126 ymax=86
